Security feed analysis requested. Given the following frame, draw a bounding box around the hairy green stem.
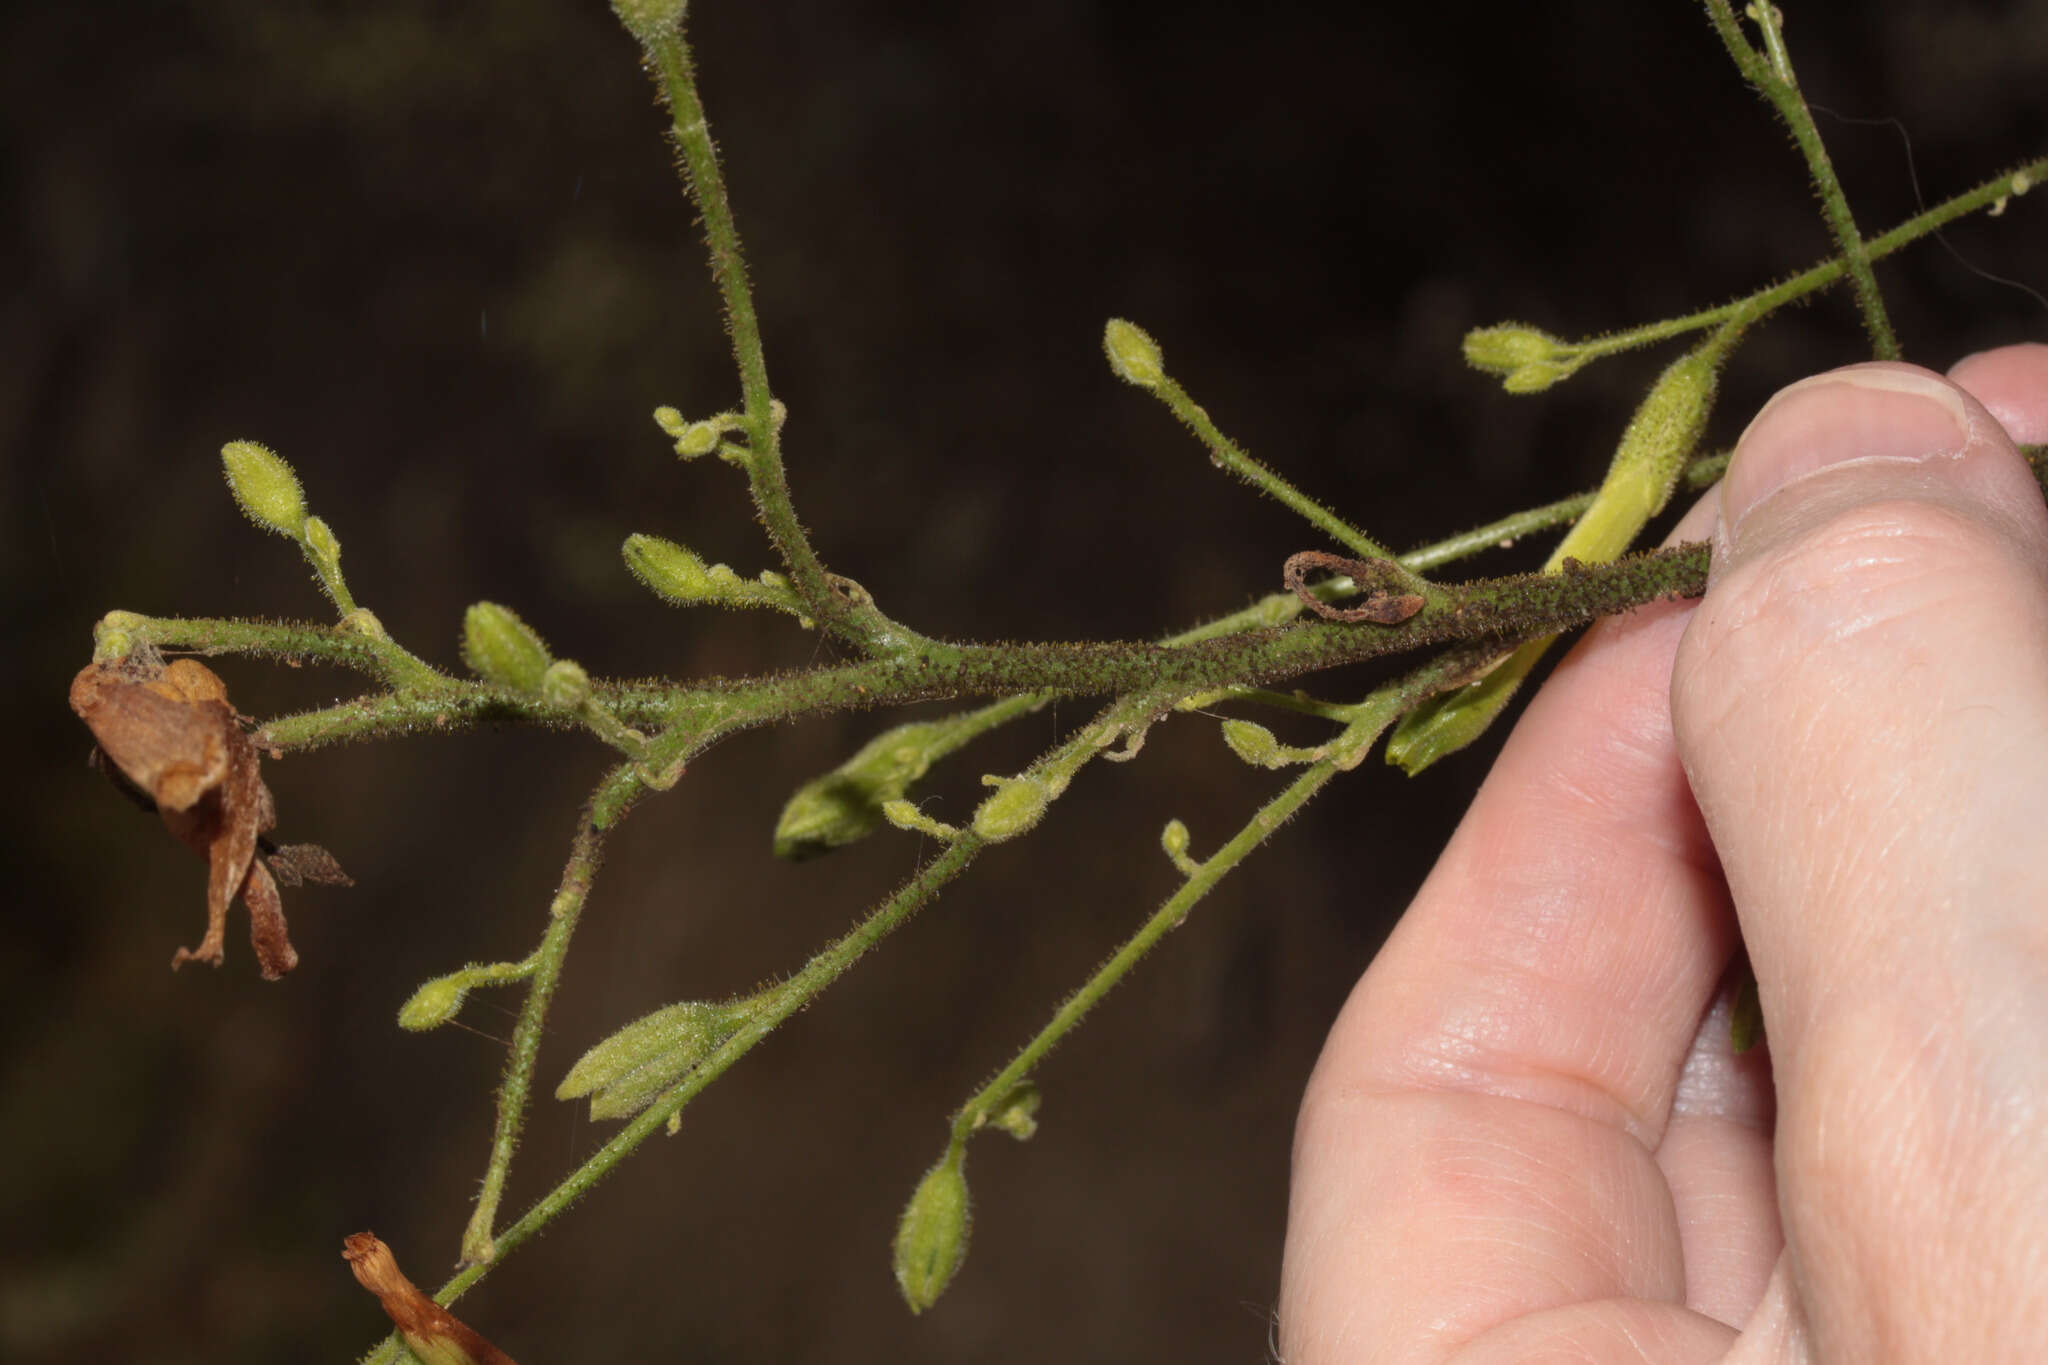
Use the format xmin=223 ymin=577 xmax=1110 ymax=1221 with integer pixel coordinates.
xmin=362 ymin=830 xmax=985 ymax=1365
xmin=948 ymin=653 xmax=1468 ymax=1145
xmin=457 ymin=767 xmax=640 ymax=1267
xmin=1149 ymin=373 xmax=1405 ymax=567
xmin=1702 ymin=0 xmax=1896 ymax=357
xmin=1562 ymin=159 xmax=2042 ymax=363
xmin=633 ymin=15 xmax=920 ymax=654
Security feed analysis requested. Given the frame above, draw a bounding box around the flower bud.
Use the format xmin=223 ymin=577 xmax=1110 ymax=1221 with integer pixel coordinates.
xmin=893 ymin=1151 xmax=971 ymax=1314
xmin=92 ymin=610 xmax=146 ymax=662
xmin=674 ymin=422 xmax=721 ymax=458
xmin=556 ymin=998 xmax=756 ymax=1120
xmin=622 ymin=533 xmax=716 ymax=604
xmin=611 ymin=0 xmax=688 ymax=44
xmin=303 ymin=515 xmax=344 ymax=575
xmin=1102 ymin=318 xmax=1166 ymax=389
xmin=1221 ymin=719 xmax=1281 ymax=767
xmin=397 ymin=975 xmax=470 ymax=1031
xmin=221 ymin=439 xmax=308 ymax=538
xmin=461 ymin=602 xmax=551 ymax=692
xmin=987 ymin=1081 xmax=1041 ymax=1141
xmin=971 ymin=774 xmax=1052 ymax=842
xmin=1160 ymin=818 xmax=1198 ymax=875
xmin=540 ymin=659 xmax=591 ymax=709
xmin=1461 ymin=323 xmax=1564 ymax=373
xmin=774 ymin=720 xmax=949 ymax=859
xmin=652 ymin=405 xmax=688 ymax=438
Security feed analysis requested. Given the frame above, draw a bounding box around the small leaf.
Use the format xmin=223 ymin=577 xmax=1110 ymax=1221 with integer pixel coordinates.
xmin=893 ymin=1150 xmax=971 ymax=1314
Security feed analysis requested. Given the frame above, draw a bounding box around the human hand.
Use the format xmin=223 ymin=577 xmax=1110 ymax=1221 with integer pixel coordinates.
xmin=1280 ymin=344 xmax=2048 ymax=1362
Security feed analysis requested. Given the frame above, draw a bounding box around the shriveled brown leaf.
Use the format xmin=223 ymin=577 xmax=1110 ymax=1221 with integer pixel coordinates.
xmin=343 ymin=1232 xmax=520 ymax=1365
xmin=266 ymin=841 xmax=353 ymax=888
xmin=70 ymin=652 xmax=342 ymax=979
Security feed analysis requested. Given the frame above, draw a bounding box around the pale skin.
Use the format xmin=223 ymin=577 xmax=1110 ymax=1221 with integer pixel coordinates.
xmin=1281 ymin=342 xmax=2048 ymax=1363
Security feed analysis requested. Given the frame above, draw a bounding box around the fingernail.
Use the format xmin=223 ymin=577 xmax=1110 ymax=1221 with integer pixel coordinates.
xmin=1721 ymin=366 xmax=1970 ymax=543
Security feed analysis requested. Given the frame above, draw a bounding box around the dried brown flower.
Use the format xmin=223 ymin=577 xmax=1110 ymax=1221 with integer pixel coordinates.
xmin=343 ymin=1232 xmax=520 ymax=1365
xmin=69 ymin=652 xmax=348 ymax=979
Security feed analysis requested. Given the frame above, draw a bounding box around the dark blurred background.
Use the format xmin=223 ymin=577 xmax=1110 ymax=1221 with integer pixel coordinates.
xmin=5 ymin=2 xmax=2042 ymax=1361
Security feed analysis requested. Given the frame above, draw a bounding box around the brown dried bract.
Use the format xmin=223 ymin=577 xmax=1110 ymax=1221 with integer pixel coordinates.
xmin=344 ymin=1232 xmax=520 ymax=1365
xmin=1283 ymin=550 xmax=1428 ymax=624
xmin=70 ymin=652 xmax=348 ymax=980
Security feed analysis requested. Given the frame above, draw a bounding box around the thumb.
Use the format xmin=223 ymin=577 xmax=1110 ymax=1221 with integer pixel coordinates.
xmin=1671 ymin=361 xmax=2048 ymax=1355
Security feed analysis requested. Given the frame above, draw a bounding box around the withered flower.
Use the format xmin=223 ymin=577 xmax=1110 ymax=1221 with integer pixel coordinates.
xmin=343 ymin=1232 xmax=520 ymax=1365
xmin=69 ymin=651 xmax=348 ymax=979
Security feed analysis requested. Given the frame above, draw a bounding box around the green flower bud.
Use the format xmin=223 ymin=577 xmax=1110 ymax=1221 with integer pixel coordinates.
xmin=1221 ymin=719 xmax=1281 ymax=767
xmin=461 ymin=602 xmax=551 ymax=692
xmin=397 ymin=975 xmax=470 ymax=1031
xmin=622 ymin=533 xmax=716 ymax=604
xmin=1461 ymin=323 xmax=1566 ymax=375
xmin=220 ymin=439 xmax=308 ymax=538
xmin=894 ymin=1151 xmax=971 ymax=1314
xmin=773 ymin=720 xmax=951 ymax=859
xmin=556 ymin=998 xmax=757 ymax=1120
xmin=987 ymin=1081 xmax=1041 ymax=1142
xmin=675 ymin=422 xmax=721 ymax=459
xmin=338 ymin=607 xmax=388 ymax=640
xmin=1102 ymin=318 xmax=1166 ymax=389
xmin=540 ymin=659 xmax=591 ymax=709
xmin=92 ymin=610 xmax=146 ymax=662
xmin=652 ymin=405 xmax=688 ymax=438
xmin=610 ymin=0 xmax=688 ymax=44
xmin=1499 ymin=357 xmax=1584 ymax=394
xmin=303 ymin=515 xmax=343 ymax=572
xmin=1160 ymin=818 xmax=1198 ymax=875
xmin=971 ymin=774 xmax=1052 ymax=842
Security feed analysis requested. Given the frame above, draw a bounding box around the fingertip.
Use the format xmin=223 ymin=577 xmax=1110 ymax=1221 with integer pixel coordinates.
xmin=1949 ymin=342 xmax=2048 ymax=444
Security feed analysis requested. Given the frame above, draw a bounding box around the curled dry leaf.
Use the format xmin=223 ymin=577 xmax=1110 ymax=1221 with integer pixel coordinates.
xmin=343 ymin=1232 xmax=520 ymax=1365
xmin=1282 ymin=549 xmax=1427 ymax=625
xmin=69 ymin=652 xmax=349 ymax=980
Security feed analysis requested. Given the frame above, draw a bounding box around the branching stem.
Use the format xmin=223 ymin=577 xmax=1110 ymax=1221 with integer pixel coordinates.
xmin=1702 ymin=0 xmax=1898 ymax=357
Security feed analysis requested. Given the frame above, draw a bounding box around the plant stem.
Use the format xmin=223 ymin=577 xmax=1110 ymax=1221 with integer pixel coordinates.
xmin=948 ymin=653 xmax=1467 ymax=1143
xmin=457 ymin=767 xmax=639 ymax=1267
xmin=1149 ymin=373 xmax=1403 ymax=565
xmin=1702 ymin=0 xmax=1897 ymax=357
xmin=635 ymin=18 xmax=920 ymax=654
xmin=362 ymin=830 xmax=986 ymax=1365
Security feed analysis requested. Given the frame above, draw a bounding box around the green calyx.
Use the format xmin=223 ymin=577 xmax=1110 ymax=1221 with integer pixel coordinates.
xmin=971 ymin=774 xmax=1054 ymax=842
xmin=622 ymin=533 xmax=806 ymax=616
xmin=556 ymin=996 xmax=764 ymax=1120
xmin=398 ymin=976 xmax=471 ymax=1031
xmin=1102 ymin=318 xmax=1166 ymax=388
xmin=893 ymin=1148 xmax=971 ymax=1314
xmin=221 ymin=439 xmax=308 ymax=537
xmin=462 ymin=602 xmax=552 ymax=692
xmin=773 ymin=719 xmax=957 ymax=858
